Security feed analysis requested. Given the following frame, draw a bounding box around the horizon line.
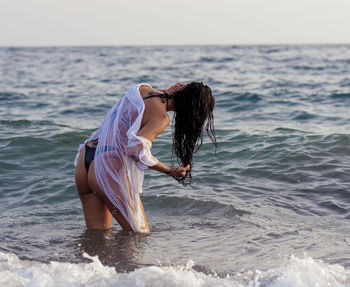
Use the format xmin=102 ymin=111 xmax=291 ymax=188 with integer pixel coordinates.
xmin=1 ymin=42 xmax=350 ymax=48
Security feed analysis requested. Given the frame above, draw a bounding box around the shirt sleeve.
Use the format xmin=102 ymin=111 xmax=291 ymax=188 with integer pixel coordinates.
xmin=126 ymin=132 xmax=159 ymax=170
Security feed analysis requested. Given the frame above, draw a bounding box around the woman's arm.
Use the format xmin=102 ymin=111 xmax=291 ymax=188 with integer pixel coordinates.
xmin=137 ymin=114 xmax=169 ymax=142
xmin=137 ymin=87 xmax=189 ymax=178
xmin=149 ymin=161 xmax=190 ymax=178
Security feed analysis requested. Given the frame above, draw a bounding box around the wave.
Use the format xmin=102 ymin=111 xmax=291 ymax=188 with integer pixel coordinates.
xmin=199 ymin=56 xmax=236 ymax=63
xmin=143 ymin=195 xmax=249 ymax=218
xmin=0 ymin=119 xmax=61 ymax=128
xmin=0 ymin=92 xmax=27 ymax=101
xmin=330 ymin=93 xmax=350 ymax=100
xmin=292 ymin=65 xmax=327 ymax=71
xmin=0 ymin=252 xmax=349 ymax=287
xmin=291 ymin=111 xmax=317 ymax=121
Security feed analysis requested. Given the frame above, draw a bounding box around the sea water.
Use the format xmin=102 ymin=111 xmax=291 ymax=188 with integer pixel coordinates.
xmin=0 ymin=45 xmax=350 ymax=286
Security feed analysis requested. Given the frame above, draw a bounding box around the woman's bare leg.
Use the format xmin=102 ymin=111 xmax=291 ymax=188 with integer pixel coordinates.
xmin=75 ymin=148 xmax=112 ymax=230
xmin=87 ymin=161 xmax=134 ymax=231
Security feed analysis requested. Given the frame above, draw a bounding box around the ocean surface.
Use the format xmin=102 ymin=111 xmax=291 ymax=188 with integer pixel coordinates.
xmin=0 ymin=45 xmax=350 ymax=286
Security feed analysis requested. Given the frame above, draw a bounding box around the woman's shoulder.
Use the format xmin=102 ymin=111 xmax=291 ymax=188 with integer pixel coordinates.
xmin=139 ymin=84 xmax=163 ymax=98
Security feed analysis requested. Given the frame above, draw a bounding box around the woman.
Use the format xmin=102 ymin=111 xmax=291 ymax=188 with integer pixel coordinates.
xmin=74 ymin=82 xmax=216 ymax=232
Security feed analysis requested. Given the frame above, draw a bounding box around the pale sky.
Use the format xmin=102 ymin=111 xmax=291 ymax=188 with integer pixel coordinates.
xmin=1 ymin=0 xmax=350 ymax=46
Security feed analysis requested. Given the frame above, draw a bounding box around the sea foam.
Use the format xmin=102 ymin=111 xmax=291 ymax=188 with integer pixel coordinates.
xmin=0 ymin=252 xmax=349 ymax=287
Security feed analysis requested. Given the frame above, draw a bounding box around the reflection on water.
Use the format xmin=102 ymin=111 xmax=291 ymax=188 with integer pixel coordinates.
xmin=75 ymin=229 xmax=151 ymax=272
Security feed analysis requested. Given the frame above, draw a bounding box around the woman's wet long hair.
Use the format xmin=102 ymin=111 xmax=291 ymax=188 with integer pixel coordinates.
xmin=171 ymin=82 xmax=217 ymax=185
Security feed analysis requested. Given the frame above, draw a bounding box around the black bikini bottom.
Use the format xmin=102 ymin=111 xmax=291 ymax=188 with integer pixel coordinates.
xmin=84 ymin=144 xmax=96 ymax=173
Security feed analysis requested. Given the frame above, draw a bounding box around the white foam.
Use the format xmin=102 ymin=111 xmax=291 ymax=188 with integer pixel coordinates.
xmin=237 ymin=255 xmax=350 ymax=287
xmin=0 ymin=252 xmax=349 ymax=287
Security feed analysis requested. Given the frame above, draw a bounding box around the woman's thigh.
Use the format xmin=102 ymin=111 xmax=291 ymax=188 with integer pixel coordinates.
xmin=88 ymin=161 xmax=134 ymax=231
xmin=75 ymin=148 xmax=112 ymax=230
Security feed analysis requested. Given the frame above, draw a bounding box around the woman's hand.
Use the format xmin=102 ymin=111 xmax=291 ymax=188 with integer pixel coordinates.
xmin=167 ymin=164 xmax=190 ymax=179
xmin=166 ymin=82 xmax=186 ymax=94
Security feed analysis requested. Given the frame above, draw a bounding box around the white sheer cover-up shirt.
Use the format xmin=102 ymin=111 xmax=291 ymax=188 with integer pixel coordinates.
xmin=74 ymin=84 xmax=159 ymax=232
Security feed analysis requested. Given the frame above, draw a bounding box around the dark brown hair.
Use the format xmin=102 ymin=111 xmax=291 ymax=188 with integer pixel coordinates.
xmin=172 ymin=82 xmax=217 ymax=185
